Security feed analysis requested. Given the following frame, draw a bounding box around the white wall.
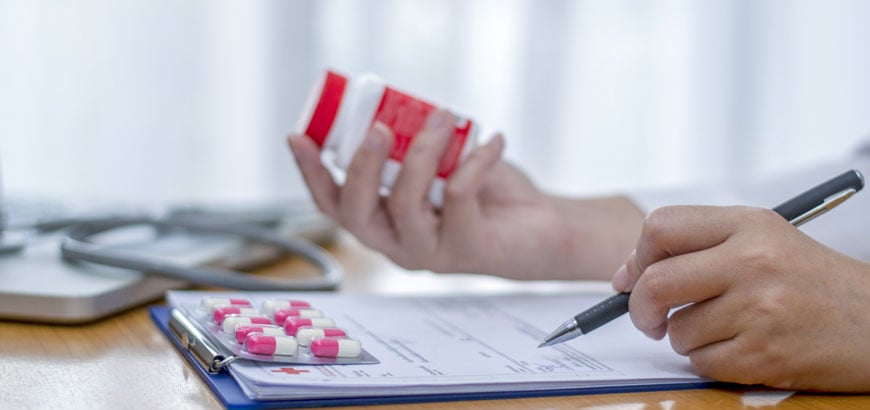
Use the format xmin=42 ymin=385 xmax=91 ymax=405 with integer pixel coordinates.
xmin=1 ymin=0 xmax=869 ymax=205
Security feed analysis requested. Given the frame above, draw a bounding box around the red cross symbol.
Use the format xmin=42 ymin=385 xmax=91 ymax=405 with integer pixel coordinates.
xmin=271 ymin=367 xmax=311 ymax=375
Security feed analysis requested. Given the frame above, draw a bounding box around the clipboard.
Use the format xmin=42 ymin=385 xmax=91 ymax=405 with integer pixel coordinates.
xmin=151 ymin=306 xmax=711 ymax=408
xmin=150 ymin=291 xmax=715 ymax=409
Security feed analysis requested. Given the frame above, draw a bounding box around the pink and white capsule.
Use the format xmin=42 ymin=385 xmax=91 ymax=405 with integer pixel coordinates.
xmin=222 ymin=315 xmax=272 ymax=333
xmin=200 ymin=297 xmax=251 ymax=312
xmin=261 ymin=299 xmax=311 ymax=316
xmin=295 ymin=327 xmax=347 ymax=347
xmin=274 ymin=308 xmax=323 ymax=324
xmin=234 ymin=324 xmax=285 ymax=344
xmin=245 ymin=334 xmax=299 ymax=356
xmin=283 ymin=317 xmax=336 ymax=335
xmin=213 ymin=306 xmax=261 ymax=324
xmin=310 ymin=337 xmax=362 ymax=358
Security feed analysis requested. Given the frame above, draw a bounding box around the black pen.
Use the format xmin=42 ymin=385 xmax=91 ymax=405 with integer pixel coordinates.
xmin=538 ymin=169 xmax=865 ymax=348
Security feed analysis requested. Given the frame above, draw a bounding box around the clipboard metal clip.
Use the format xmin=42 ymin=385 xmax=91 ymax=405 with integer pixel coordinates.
xmin=169 ymin=308 xmax=236 ymax=374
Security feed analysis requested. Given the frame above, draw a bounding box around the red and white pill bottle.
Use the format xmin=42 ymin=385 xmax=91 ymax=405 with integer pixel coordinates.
xmin=297 ymin=70 xmax=479 ymax=207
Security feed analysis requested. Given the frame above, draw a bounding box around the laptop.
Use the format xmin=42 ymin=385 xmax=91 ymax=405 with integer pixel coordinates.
xmin=0 ymin=159 xmax=337 ymax=324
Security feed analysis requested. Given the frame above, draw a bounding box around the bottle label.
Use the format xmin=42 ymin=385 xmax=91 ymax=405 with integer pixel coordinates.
xmin=373 ymin=86 xmax=473 ymax=178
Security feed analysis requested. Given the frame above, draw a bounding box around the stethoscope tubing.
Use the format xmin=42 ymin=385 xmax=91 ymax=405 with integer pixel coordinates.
xmin=60 ymin=216 xmax=343 ymax=291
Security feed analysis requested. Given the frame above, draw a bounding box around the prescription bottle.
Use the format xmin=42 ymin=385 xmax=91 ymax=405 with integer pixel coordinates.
xmin=297 ymin=70 xmax=479 ymax=206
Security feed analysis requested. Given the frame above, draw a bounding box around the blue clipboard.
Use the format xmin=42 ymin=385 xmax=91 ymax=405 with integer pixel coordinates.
xmin=150 ymin=306 xmax=714 ymax=409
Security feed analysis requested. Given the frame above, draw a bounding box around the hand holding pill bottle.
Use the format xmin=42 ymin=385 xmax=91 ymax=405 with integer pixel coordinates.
xmin=291 ymin=69 xmax=619 ymax=282
xmin=297 ymin=70 xmax=479 ymax=206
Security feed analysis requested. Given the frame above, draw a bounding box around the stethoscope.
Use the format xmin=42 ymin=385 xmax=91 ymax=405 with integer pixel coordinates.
xmin=1 ymin=207 xmax=343 ymax=290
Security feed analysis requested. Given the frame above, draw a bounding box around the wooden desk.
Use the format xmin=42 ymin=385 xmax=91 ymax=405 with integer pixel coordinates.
xmin=1 ymin=237 xmax=867 ymax=409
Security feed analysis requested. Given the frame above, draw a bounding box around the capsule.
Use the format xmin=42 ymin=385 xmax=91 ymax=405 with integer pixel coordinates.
xmin=283 ymin=317 xmax=336 ymax=335
xmin=295 ymin=327 xmax=347 ymax=347
xmin=262 ymin=299 xmax=311 ymax=316
xmin=213 ymin=306 xmax=261 ymax=324
xmin=234 ymin=324 xmax=285 ymax=344
xmin=245 ymin=334 xmax=299 ymax=356
xmin=201 ymin=297 xmax=251 ymax=312
xmin=222 ymin=315 xmax=273 ymax=333
xmin=310 ymin=337 xmax=362 ymax=358
xmin=274 ymin=308 xmax=323 ymax=324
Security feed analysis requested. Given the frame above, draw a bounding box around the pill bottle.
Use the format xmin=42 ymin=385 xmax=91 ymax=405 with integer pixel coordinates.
xmin=297 ymin=69 xmax=479 ymax=206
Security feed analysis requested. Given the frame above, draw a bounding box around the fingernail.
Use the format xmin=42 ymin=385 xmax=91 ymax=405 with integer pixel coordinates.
xmin=489 ymin=133 xmax=505 ymax=153
xmin=612 ymin=264 xmax=630 ymax=292
xmin=649 ymin=323 xmax=668 ymax=340
xmin=364 ymin=122 xmax=392 ymax=152
xmin=425 ymin=109 xmax=452 ymax=132
xmin=287 ymin=134 xmax=303 ymax=156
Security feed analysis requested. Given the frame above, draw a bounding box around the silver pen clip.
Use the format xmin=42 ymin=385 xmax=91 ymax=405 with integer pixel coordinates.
xmin=789 ymin=188 xmax=857 ymax=227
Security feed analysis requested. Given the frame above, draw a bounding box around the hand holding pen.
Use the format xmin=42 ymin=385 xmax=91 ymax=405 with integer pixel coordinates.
xmin=540 ymin=170 xmax=870 ymax=391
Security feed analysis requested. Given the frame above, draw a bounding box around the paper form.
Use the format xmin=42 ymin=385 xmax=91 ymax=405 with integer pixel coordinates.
xmin=168 ymin=291 xmax=705 ymax=400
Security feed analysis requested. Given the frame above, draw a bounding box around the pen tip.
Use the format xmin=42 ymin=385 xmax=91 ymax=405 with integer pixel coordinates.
xmin=537 ymin=342 xmax=546 ymax=348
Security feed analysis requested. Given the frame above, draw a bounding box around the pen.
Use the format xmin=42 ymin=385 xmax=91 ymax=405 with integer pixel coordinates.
xmin=538 ymin=169 xmax=865 ymax=348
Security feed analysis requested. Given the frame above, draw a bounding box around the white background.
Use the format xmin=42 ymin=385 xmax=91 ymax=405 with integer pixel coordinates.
xmin=2 ymin=0 xmax=869 ymax=205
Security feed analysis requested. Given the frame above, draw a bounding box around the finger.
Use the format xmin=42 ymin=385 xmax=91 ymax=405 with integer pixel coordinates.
xmin=339 ymin=123 xmax=394 ymax=238
xmin=287 ymin=134 xmax=340 ymax=218
xmin=442 ymin=134 xmax=505 ymax=221
xmin=666 ymin=295 xmax=739 ymax=356
xmin=611 ymin=251 xmax=636 ymax=292
xmin=623 ymin=206 xmax=754 ymax=291
xmin=628 ymin=243 xmax=735 ymax=339
xmin=386 ymin=109 xmax=454 ymax=247
xmin=685 ymin=338 xmax=766 ymax=386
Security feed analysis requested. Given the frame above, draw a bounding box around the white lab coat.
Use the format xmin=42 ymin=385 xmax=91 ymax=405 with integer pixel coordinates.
xmin=629 ymin=139 xmax=870 ymax=262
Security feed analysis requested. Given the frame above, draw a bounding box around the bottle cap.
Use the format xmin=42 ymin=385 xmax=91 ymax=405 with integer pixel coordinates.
xmin=298 ymin=70 xmax=348 ymax=147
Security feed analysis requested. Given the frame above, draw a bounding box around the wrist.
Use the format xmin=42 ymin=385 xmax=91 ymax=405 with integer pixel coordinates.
xmin=546 ymin=195 xmax=644 ymax=281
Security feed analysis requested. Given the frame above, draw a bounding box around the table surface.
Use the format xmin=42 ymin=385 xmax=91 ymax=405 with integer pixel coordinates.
xmin=2 ymin=235 xmax=867 ymax=409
